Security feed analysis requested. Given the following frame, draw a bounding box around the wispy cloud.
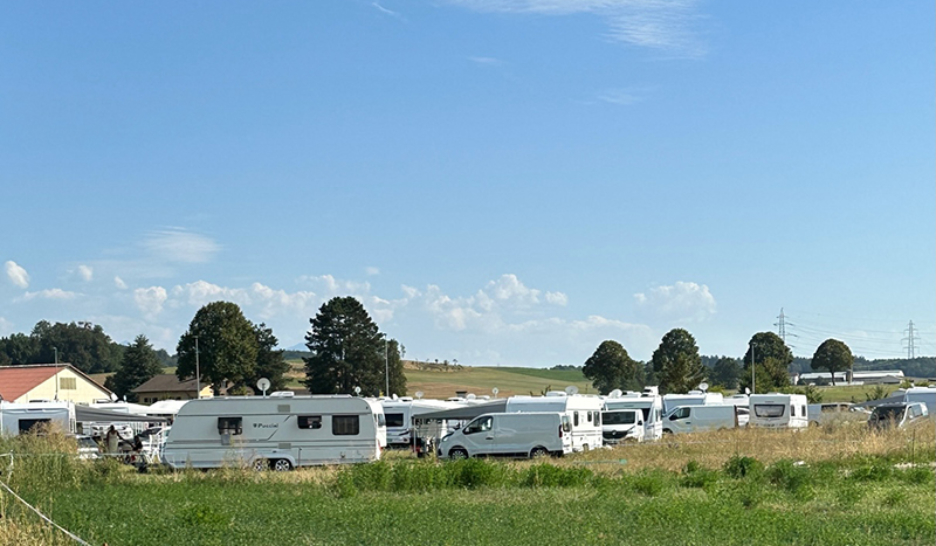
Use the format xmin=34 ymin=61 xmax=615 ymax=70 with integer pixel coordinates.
xmin=596 ymin=87 xmax=645 ymax=105
xmin=446 ymin=0 xmax=706 ymax=58
xmin=365 ymin=266 xmax=381 ymax=276
xmin=114 ymin=276 xmax=128 ymax=290
xmin=20 ymin=288 xmax=79 ymax=301
xmin=468 ymin=56 xmax=503 ymax=66
xmin=372 ymin=1 xmax=406 ymax=21
xmin=634 ymin=281 xmax=716 ymax=322
xmin=142 ymin=228 xmax=220 ymax=264
xmin=76 ymin=264 xmax=93 ymax=282
xmin=4 ymin=261 xmax=29 ymax=289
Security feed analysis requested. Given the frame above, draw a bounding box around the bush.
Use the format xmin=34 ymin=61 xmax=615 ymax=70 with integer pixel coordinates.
xmin=680 ymin=461 xmax=718 ymax=489
xmin=521 ymin=463 xmax=592 ymax=488
xmin=629 ymin=471 xmax=670 ymax=497
xmin=897 ymin=466 xmax=934 ymax=486
xmin=724 ymin=455 xmax=764 ymax=480
xmin=448 ymin=458 xmax=508 ymax=489
xmin=766 ymin=460 xmax=814 ymax=500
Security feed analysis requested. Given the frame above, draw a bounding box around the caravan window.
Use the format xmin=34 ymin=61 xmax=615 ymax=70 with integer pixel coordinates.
xmin=298 ymin=415 xmax=322 ymax=430
xmin=791 ymin=406 xmax=796 ymax=417
xmin=333 ymin=415 xmax=360 ymax=436
xmin=385 ymin=413 xmax=405 ymax=428
xmin=376 ymin=413 xmax=386 ymax=427
xmin=574 ymin=411 xmax=579 ymax=427
xmin=586 ymin=411 xmax=592 ymax=423
xmin=217 ymin=417 xmax=243 ymax=436
xmin=754 ymin=405 xmax=785 ymax=418
xmin=18 ymin=419 xmax=51 ymax=434
xmin=594 ymin=411 xmax=600 ymax=426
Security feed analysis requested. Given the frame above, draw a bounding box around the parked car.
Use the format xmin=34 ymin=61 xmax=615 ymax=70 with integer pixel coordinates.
xmin=72 ymin=434 xmax=102 ymax=460
xmin=868 ymin=402 xmax=928 ymax=430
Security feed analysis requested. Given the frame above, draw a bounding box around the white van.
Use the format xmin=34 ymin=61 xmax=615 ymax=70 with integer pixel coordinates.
xmin=601 ymin=409 xmax=645 ymax=444
xmin=603 ymin=392 xmax=663 ymax=441
xmin=749 ymin=394 xmax=808 ymax=429
xmin=662 ymin=404 xmax=738 ymax=434
xmin=505 ymin=393 xmax=603 ymax=451
xmin=662 ymin=391 xmax=725 ymax=414
xmin=0 ymin=401 xmax=75 ymax=436
xmin=162 ymin=395 xmax=385 ymax=470
xmin=868 ymin=402 xmax=929 ymax=430
xmin=903 ymin=387 xmax=936 ymax=416
xmin=438 ymin=412 xmax=572 ymax=459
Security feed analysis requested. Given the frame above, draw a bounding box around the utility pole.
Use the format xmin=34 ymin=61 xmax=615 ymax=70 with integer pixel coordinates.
xmin=195 ymin=336 xmax=201 ymax=399
xmin=53 ymin=346 xmax=59 ymax=401
xmin=751 ymin=343 xmax=756 ymax=395
xmin=903 ymin=321 xmax=917 ymax=359
xmin=385 ymin=338 xmax=390 ymax=397
xmin=774 ymin=308 xmax=796 ymax=348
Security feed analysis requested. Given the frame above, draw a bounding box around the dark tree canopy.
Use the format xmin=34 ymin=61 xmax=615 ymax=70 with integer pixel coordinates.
xmin=105 ymin=335 xmax=164 ymax=402
xmin=811 ymin=339 xmax=853 ymax=386
xmin=245 ymin=323 xmax=290 ymax=393
xmin=176 ymin=301 xmax=258 ymax=394
xmin=582 ymin=340 xmax=644 ymax=394
xmin=303 ymin=297 xmax=405 ymax=396
xmin=709 ymin=356 xmax=741 ymax=390
xmin=652 ymin=329 xmax=706 ymax=394
xmin=0 ymin=321 xmax=122 ymax=373
xmin=738 ymin=332 xmax=793 ymax=393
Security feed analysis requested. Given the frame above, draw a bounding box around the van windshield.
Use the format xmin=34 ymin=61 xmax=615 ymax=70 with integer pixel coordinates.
xmin=754 ymin=404 xmax=785 ymax=418
xmin=602 ymin=411 xmax=636 ymax=425
xmin=870 ymin=406 xmax=905 ymax=422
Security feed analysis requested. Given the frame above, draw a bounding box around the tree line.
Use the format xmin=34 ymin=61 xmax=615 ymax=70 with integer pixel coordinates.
xmin=582 ymin=329 xmax=864 ymax=395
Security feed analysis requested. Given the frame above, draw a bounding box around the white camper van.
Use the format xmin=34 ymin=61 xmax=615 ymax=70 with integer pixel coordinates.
xmin=162 ymin=395 xmax=385 ymax=470
xmin=0 ymin=401 xmax=75 ymax=436
xmin=505 ymin=393 xmax=603 ymax=451
xmin=381 ymin=398 xmax=463 ymax=448
xmin=903 ymin=387 xmax=936 ymax=416
xmin=662 ymin=391 xmax=725 ymax=414
xmin=601 ymin=409 xmax=645 ymax=444
xmin=603 ymin=391 xmax=664 ymax=441
xmin=749 ymin=394 xmax=808 ymax=429
xmin=662 ymin=404 xmax=738 ymax=434
xmin=438 ymin=412 xmax=572 ymax=459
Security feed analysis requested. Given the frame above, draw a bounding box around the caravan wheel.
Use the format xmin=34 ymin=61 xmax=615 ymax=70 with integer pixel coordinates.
xmin=272 ymin=459 xmax=293 ymax=472
xmin=252 ymin=458 xmax=268 ymax=472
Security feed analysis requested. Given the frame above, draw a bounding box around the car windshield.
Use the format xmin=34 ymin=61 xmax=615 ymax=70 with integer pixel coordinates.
xmin=871 ymin=406 xmax=905 ymax=421
xmin=602 ymin=411 xmax=636 ymax=425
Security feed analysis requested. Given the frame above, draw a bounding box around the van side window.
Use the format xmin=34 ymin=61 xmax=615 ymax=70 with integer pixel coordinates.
xmin=791 ymin=406 xmax=796 ymax=417
xmin=333 ymin=415 xmax=360 ymax=436
xmin=594 ymin=412 xmax=601 ymax=426
xmin=587 ymin=411 xmax=592 ymax=423
xmin=298 ymin=415 xmax=322 ymax=430
xmin=670 ymin=407 xmax=690 ymax=420
xmin=464 ymin=416 xmax=492 ymax=435
xmin=574 ymin=411 xmax=579 ymax=427
xmin=218 ymin=417 xmax=243 ymax=436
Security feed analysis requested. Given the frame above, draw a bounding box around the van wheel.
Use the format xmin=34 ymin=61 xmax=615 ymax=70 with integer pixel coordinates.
xmin=449 ymin=448 xmax=468 ymax=460
xmin=252 ymin=458 xmax=268 ymax=471
xmin=272 ymin=459 xmax=293 ymax=472
xmin=530 ymin=447 xmax=550 ymax=458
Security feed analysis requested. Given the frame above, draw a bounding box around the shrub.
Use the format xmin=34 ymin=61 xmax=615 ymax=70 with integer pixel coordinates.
xmin=629 ymin=471 xmax=669 ymax=497
xmin=448 ymin=458 xmax=508 ymax=489
xmin=897 ymin=466 xmax=934 ymax=486
xmin=680 ymin=461 xmax=718 ymax=489
xmin=521 ymin=463 xmax=592 ymax=488
xmin=724 ymin=455 xmax=764 ymax=480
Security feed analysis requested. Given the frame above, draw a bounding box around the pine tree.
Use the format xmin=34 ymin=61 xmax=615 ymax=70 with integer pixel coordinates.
xmin=105 ymin=335 xmax=163 ymax=402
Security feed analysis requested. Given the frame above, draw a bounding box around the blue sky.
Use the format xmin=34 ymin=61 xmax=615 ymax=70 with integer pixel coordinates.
xmin=1 ymin=1 xmax=933 ymax=366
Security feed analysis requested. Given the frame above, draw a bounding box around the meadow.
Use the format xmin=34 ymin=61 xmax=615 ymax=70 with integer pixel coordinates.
xmin=1 ymin=423 xmax=934 ymax=546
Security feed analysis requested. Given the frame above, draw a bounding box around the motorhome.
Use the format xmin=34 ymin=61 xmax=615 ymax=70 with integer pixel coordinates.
xmin=749 ymin=394 xmax=808 ymax=429
xmin=438 ymin=412 xmax=572 ymax=459
xmin=161 ymin=395 xmax=385 ymax=470
xmin=505 ymin=392 xmax=603 ymax=451
xmin=662 ymin=404 xmax=738 ymax=434
xmin=662 ymin=391 xmax=724 ymax=414
xmin=601 ymin=408 xmax=645 ymax=444
xmin=381 ymin=398 xmax=463 ymax=448
xmin=903 ymin=387 xmax=936 ymax=415
xmin=603 ymin=390 xmax=664 ymax=441
xmin=0 ymin=401 xmax=75 ymax=436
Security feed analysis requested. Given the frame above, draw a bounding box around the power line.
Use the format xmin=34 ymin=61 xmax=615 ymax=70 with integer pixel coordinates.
xmin=903 ymin=321 xmax=917 ymax=359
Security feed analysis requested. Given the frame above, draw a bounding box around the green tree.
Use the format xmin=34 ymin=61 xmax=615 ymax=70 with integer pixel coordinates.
xmin=710 ymin=356 xmax=741 ymax=389
xmin=0 ymin=320 xmax=124 ymax=373
xmin=738 ymin=332 xmax=793 ymax=393
xmin=245 ymin=323 xmax=290 ymax=393
xmin=104 ymin=335 xmax=164 ymax=402
xmin=385 ymin=339 xmax=407 ymax=397
xmin=652 ymin=329 xmax=706 ymax=394
xmin=176 ymin=302 xmax=258 ymax=394
xmin=811 ymin=339 xmax=853 ymax=386
xmin=582 ymin=340 xmax=644 ymax=394
xmin=303 ymin=297 xmax=403 ymax=396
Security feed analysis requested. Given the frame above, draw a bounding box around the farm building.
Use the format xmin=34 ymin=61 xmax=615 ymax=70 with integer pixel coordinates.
xmin=796 ymin=369 xmax=904 ymax=386
xmin=0 ymin=363 xmax=113 ymax=405
xmin=131 ymin=374 xmax=214 ymax=403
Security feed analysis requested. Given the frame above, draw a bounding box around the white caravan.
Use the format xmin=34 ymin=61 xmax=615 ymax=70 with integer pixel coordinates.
xmin=903 ymin=387 xmax=936 ymax=415
xmin=662 ymin=391 xmax=724 ymax=414
xmin=662 ymin=404 xmax=738 ymax=435
xmin=749 ymin=394 xmax=808 ymax=429
xmin=381 ymin=398 xmax=463 ymax=448
xmin=601 ymin=409 xmax=645 ymax=444
xmin=505 ymin=393 xmax=604 ymax=451
xmin=438 ymin=412 xmax=572 ymax=459
xmin=0 ymin=401 xmax=75 ymax=436
xmin=603 ymin=392 xmax=664 ymax=441
xmin=162 ymin=395 xmax=385 ymax=470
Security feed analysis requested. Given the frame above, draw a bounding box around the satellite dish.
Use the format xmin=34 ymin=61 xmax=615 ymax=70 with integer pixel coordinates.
xmin=744 ymin=387 xmax=751 ymax=395
xmin=466 ymin=393 xmax=476 ymax=400
xmin=109 ymin=392 xmax=118 ymax=402
xmin=354 ymin=386 xmax=362 ymax=395
xmin=492 ymin=387 xmax=499 ymax=397
xmin=257 ymin=378 xmax=271 ymax=396
xmin=698 ymin=382 xmax=709 ymax=392
xmin=415 ymin=391 xmax=424 ymax=400
xmin=565 ymin=386 xmax=579 ymax=395
xmin=609 ymin=389 xmax=623 ymax=398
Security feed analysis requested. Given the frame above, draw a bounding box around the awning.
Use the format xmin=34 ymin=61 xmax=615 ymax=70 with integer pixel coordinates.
xmin=413 ymin=400 xmax=508 ymax=422
xmin=75 ymin=406 xmax=168 ymax=423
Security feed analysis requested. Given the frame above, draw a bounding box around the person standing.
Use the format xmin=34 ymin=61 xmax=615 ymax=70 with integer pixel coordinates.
xmin=105 ymin=425 xmax=120 ymax=455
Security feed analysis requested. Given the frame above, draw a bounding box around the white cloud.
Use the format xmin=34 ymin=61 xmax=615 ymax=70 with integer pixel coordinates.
xmin=134 ymin=286 xmax=168 ymax=318
xmin=77 ymin=264 xmax=93 ymax=282
xmin=114 ymin=276 xmax=128 ymax=290
xmin=21 ymin=288 xmax=79 ymax=301
xmin=596 ymin=87 xmax=646 ymax=105
xmin=5 ymin=261 xmax=29 ymax=289
xmin=296 ymin=274 xmax=372 ymax=296
xmin=446 ymin=0 xmax=705 ymax=56
xmin=634 ymin=281 xmax=716 ymax=322
xmin=545 ymin=291 xmax=568 ymax=306
xmin=143 ymin=228 xmax=220 ymax=264
xmin=372 ymin=1 xmax=405 ymax=20
xmin=365 ymin=267 xmax=381 ymax=276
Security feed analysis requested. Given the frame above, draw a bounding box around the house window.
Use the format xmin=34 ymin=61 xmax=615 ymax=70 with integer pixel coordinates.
xmin=298 ymin=415 xmax=322 ymax=430
xmin=59 ymin=377 xmax=77 ymax=390
xmin=333 ymin=415 xmax=360 ymax=436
